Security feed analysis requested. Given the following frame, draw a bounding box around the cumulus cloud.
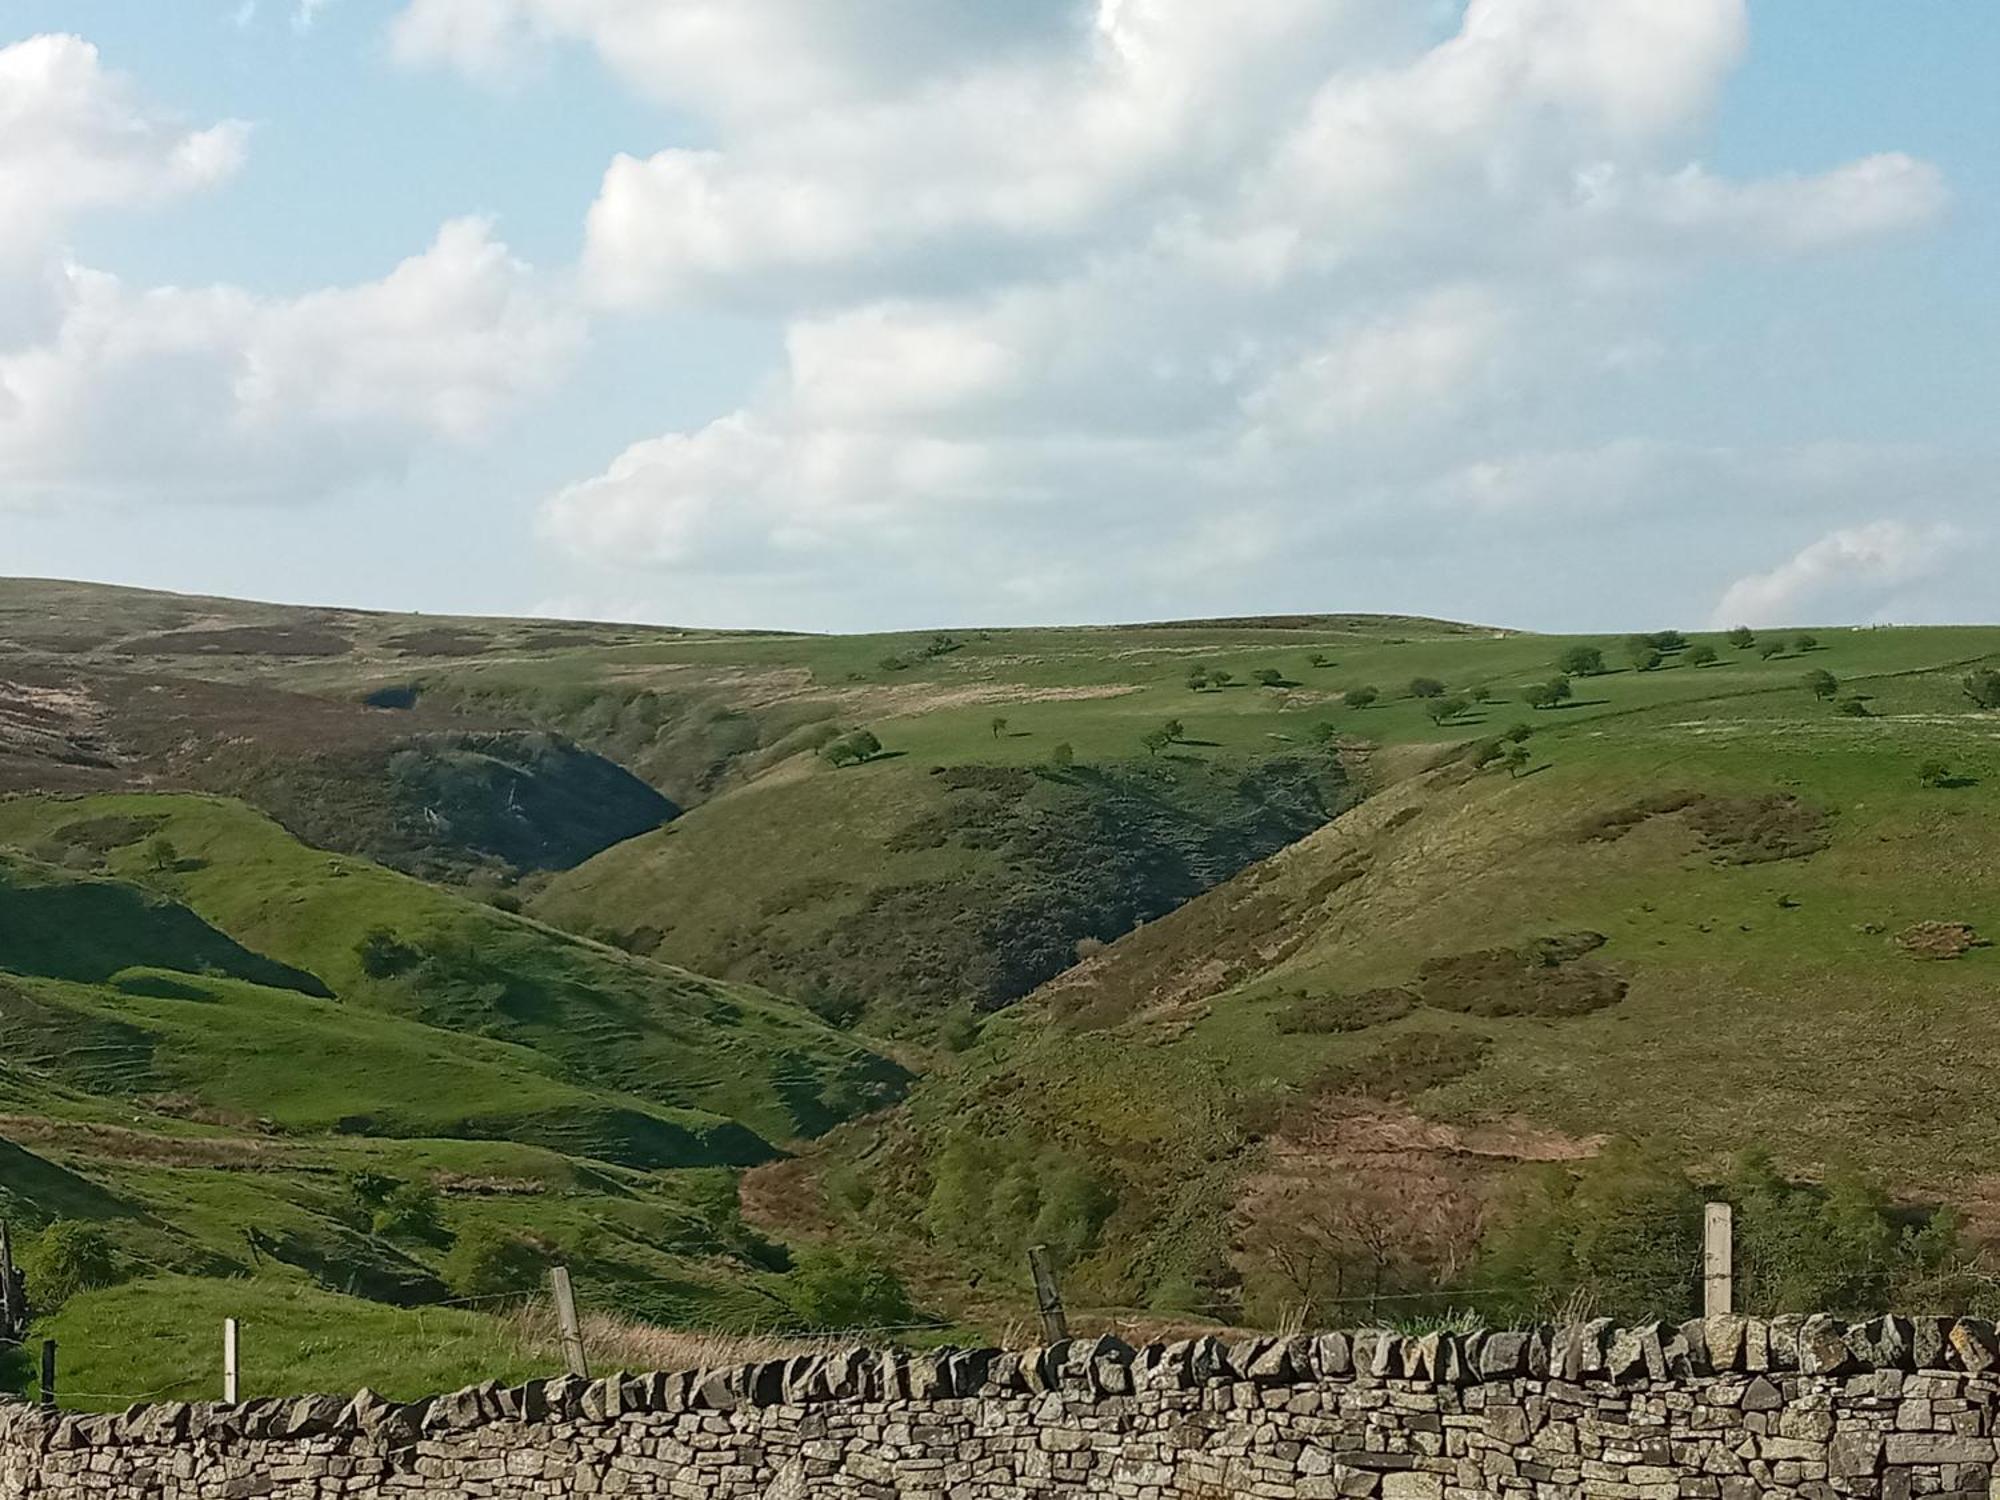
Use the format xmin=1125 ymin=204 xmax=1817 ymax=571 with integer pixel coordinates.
xmin=0 ymin=218 xmax=583 ymax=505
xmin=503 ymin=0 xmax=1948 ymax=624
xmin=1711 ymin=521 xmax=1963 ymax=629
xmin=0 ymin=33 xmax=582 ymax=511
xmin=0 ymin=34 xmax=248 ymax=266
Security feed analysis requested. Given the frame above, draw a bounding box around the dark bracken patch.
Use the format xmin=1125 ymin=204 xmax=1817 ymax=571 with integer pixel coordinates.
xmin=1311 ymin=1030 xmax=1491 ymax=1101
xmin=122 ymin=625 xmax=353 ymax=657
xmin=1274 ymin=986 xmax=1418 ymax=1034
xmin=1575 ymin=790 xmax=1829 ymax=865
xmin=1684 ymin=794 xmax=1831 ymax=865
xmin=1416 ymin=931 xmax=1625 ymax=1019
xmin=383 ymin=628 xmax=494 ymax=657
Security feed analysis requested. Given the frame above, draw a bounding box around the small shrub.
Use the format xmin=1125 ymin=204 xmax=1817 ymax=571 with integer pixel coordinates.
xmin=787 ymin=1246 xmax=916 ymax=1331
xmin=356 ymin=927 xmax=418 ymax=979
xmin=373 ymin=1181 xmax=447 ymax=1242
xmin=442 ymin=1225 xmax=549 ymax=1301
xmin=22 ymin=1222 xmax=122 ymax=1312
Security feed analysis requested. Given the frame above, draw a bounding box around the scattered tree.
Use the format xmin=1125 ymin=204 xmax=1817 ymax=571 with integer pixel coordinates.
xmin=1687 ymin=644 xmax=1718 ymax=668
xmin=143 ymin=835 xmax=179 ymax=874
xmin=989 ymin=716 xmax=1008 ymax=740
xmin=1728 ymin=626 xmax=1756 ymax=649
xmin=822 ymin=730 xmax=884 ymax=767
xmin=1408 ymin=677 xmax=1447 ymax=699
xmin=1557 ymin=645 xmax=1605 ymax=676
xmin=1161 ymin=718 xmax=1186 ymax=743
xmin=1208 ymin=668 xmax=1235 ymax=689
xmin=1426 ymin=694 xmax=1471 ymax=726
xmin=1918 ymin=759 xmax=1953 ymax=789
xmin=1963 ymin=669 xmax=2000 ymax=710
xmin=1835 ymin=696 xmax=1871 ymax=718
xmin=1759 ymin=641 xmax=1785 ymax=661
xmin=1141 ymin=727 xmax=1172 ymax=756
xmin=1469 ymin=739 xmax=1504 ymax=770
xmin=1308 ymin=721 xmax=1339 ymax=746
xmin=1254 ymin=668 xmax=1286 ymax=688
xmin=1049 ymin=741 xmax=1075 ymax=769
xmin=1186 ymin=668 xmax=1209 ymax=691
xmin=1308 ymin=652 xmax=1331 ymax=668
xmin=1502 ymin=722 xmax=1534 ymax=743
xmin=1344 ymin=685 xmax=1379 ymax=709
xmin=1502 ymin=743 xmax=1531 ymax=778
xmin=1523 ymin=677 xmax=1572 ymax=711
xmin=1648 ymin=630 xmax=1688 ymax=652
xmin=1802 ymin=668 xmax=1839 ymax=701
xmin=1629 ymin=645 xmax=1663 ymax=673
xmin=1794 ymin=634 xmax=1820 ymax=653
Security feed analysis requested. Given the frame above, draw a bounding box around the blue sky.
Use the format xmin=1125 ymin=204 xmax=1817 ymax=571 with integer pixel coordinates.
xmin=1 ymin=2 xmax=1994 ymax=631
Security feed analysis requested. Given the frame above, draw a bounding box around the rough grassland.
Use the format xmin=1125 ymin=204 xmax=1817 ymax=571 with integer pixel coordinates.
xmin=795 ymin=626 xmax=2000 ymax=1322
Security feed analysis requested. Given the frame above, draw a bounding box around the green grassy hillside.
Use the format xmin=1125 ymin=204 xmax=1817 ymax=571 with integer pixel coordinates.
xmin=782 ymin=624 xmax=2000 ymax=1326
xmin=13 ymin=580 xmax=2000 ymax=1391
xmin=0 ymin=794 xmax=906 ymax=1143
xmin=0 ymin=783 xmax=915 ymax=1406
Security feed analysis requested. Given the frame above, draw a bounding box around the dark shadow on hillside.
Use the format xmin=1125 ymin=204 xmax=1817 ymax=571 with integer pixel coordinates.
xmin=0 ymin=1138 xmax=149 ymax=1223
xmin=0 ymin=863 xmax=330 ymax=997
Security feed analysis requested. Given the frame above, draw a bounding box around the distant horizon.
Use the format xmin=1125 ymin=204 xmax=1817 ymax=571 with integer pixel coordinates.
xmin=3 ymin=572 xmax=1985 ymax=642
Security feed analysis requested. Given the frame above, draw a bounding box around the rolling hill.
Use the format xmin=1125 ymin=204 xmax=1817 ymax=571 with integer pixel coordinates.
xmin=9 ymin=578 xmax=2000 ymax=1403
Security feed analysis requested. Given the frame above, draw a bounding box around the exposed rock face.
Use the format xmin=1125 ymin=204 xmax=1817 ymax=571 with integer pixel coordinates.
xmin=6 ymin=1317 xmax=2000 ymax=1498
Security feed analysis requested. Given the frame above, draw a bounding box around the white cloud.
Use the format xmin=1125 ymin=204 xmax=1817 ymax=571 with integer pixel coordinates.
xmin=512 ymin=0 xmax=1950 ymax=624
xmin=0 ymin=34 xmax=248 ymax=267
xmin=1711 ymin=521 xmax=1962 ymax=628
xmin=0 ymin=218 xmax=583 ymax=505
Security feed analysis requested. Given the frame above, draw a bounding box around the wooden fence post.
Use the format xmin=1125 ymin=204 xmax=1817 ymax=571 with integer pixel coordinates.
xmin=223 ymin=1317 xmax=240 ymax=1405
xmin=1027 ymin=1246 xmax=1070 ymax=1342
xmin=0 ymin=1221 xmax=20 ymax=1342
xmin=550 ymin=1267 xmax=590 ymax=1379
xmin=39 ymin=1340 xmax=55 ymax=1411
xmin=1703 ymin=1201 xmax=1733 ymax=1317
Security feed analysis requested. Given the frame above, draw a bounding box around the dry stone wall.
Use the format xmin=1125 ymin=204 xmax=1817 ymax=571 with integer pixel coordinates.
xmin=8 ymin=1315 xmax=2000 ymax=1498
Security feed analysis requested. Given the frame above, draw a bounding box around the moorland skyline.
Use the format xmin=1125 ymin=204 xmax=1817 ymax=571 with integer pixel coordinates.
xmin=2 ymin=2 xmax=1996 ymax=634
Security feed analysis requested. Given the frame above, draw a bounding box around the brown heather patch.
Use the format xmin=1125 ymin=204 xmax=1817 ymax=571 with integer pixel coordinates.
xmin=1575 ymin=789 xmax=1831 ymax=865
